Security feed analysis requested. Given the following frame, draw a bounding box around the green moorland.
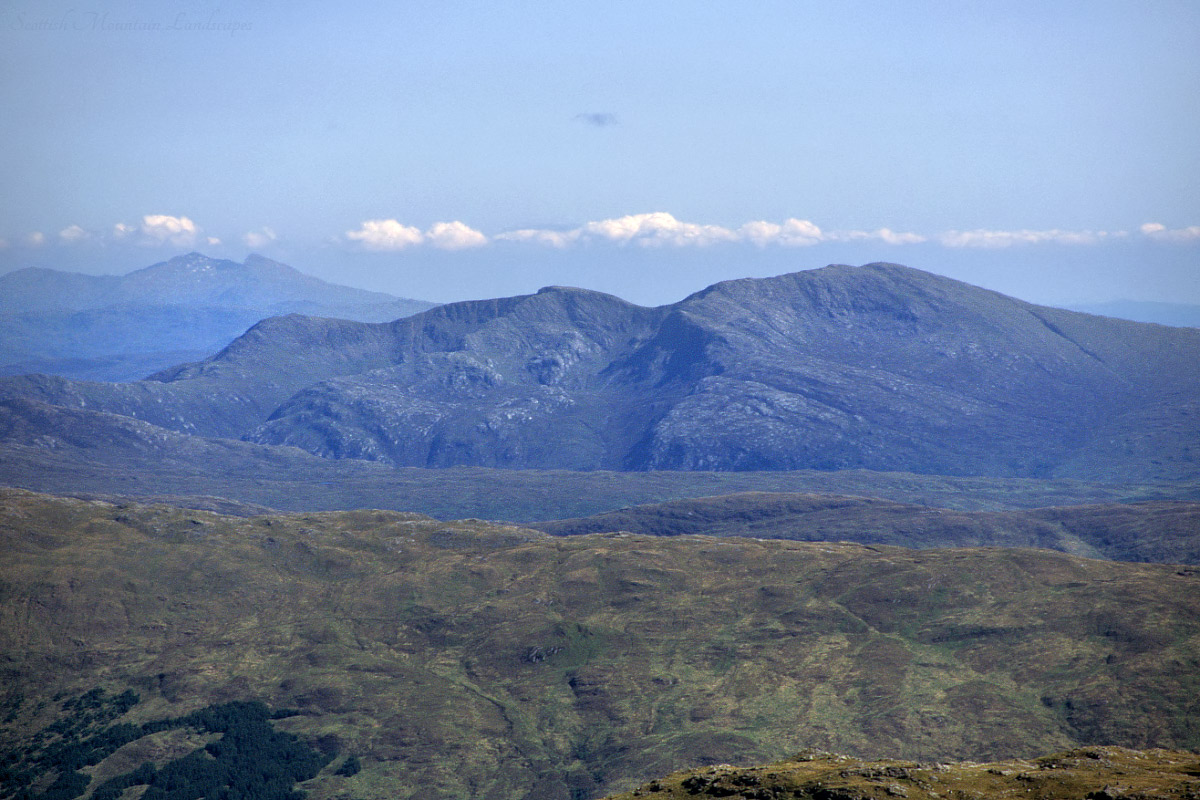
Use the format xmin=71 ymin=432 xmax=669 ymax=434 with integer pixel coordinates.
xmin=529 ymin=492 xmax=1200 ymax=565
xmin=2 ymin=489 xmax=1199 ymax=800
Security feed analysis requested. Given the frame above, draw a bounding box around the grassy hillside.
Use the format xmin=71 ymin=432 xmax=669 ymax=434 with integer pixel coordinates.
xmin=2 ymin=489 xmax=1199 ymax=799
xmin=600 ymin=747 xmax=1200 ymax=799
xmin=529 ymin=491 xmax=1200 ymax=564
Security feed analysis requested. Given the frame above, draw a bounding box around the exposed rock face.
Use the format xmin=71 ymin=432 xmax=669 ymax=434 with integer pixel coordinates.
xmin=2 ymin=262 xmax=1198 ymax=479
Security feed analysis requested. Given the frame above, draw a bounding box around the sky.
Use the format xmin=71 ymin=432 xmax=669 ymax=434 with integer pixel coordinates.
xmin=1 ymin=0 xmax=1197 ymax=307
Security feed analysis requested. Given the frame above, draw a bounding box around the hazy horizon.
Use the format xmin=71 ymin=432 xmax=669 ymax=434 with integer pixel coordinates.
xmin=2 ymin=1 xmax=1197 ymax=307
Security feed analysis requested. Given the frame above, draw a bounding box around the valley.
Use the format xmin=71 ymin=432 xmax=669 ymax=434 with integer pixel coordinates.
xmin=1 ymin=260 xmax=1198 ymax=800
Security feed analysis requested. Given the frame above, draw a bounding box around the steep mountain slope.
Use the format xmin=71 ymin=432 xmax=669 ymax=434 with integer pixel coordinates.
xmin=6 ymin=398 xmax=1190 ymax=522
xmin=529 ymin=491 xmax=1200 ymax=564
xmin=614 ymin=265 xmax=1198 ymax=476
xmin=0 ymin=253 xmax=435 ymax=381
xmin=2 ymin=490 xmax=1199 ymax=799
xmin=2 ymin=263 xmax=1197 ymax=479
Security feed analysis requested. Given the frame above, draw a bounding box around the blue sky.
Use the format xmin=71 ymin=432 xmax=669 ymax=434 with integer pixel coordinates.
xmin=1 ymin=0 xmax=1197 ymax=306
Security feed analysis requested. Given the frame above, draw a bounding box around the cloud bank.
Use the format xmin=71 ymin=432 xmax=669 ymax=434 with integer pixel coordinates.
xmin=496 ymin=213 xmax=925 ymax=249
xmin=937 ymin=228 xmax=1125 ymax=248
xmin=345 ymin=219 xmax=487 ymax=251
xmin=1140 ymin=222 xmax=1200 ymax=242
xmin=5 ymin=214 xmax=1199 ymax=254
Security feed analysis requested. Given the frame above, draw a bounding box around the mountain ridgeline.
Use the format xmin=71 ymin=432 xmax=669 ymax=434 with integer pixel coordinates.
xmin=2 ymin=262 xmax=1197 ymax=480
xmin=0 ymin=253 xmax=435 ymax=382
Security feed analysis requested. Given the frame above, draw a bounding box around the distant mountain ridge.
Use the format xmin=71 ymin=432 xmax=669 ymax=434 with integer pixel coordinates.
xmin=1 ymin=262 xmax=1197 ymax=481
xmin=0 ymin=253 xmax=436 ymax=381
xmin=0 ymin=252 xmax=426 ymax=313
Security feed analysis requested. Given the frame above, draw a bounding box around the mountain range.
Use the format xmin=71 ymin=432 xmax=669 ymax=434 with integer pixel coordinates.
xmin=0 ymin=253 xmax=435 ymax=381
xmin=3 ymin=258 xmax=1200 ymax=800
xmin=2 ymin=261 xmax=1197 ymax=481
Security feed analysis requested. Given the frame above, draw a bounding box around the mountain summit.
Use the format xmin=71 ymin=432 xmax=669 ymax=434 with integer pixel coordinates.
xmin=0 ymin=253 xmax=436 ymax=381
xmin=2 ymin=262 xmax=1197 ymax=480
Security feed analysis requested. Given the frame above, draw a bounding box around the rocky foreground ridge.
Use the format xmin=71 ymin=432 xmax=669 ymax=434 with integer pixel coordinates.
xmin=601 ymin=747 xmax=1200 ymax=799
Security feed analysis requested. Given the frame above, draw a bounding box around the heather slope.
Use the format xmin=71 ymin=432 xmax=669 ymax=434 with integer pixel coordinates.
xmin=2 ymin=490 xmax=1199 ymax=799
xmin=529 ymin=491 xmax=1200 ymax=564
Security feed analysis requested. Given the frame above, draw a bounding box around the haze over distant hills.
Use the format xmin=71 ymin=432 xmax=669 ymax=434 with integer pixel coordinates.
xmin=0 ymin=252 xmax=435 ymax=381
xmin=1066 ymin=299 xmax=1200 ymax=328
xmin=2 ymin=262 xmax=1196 ymax=482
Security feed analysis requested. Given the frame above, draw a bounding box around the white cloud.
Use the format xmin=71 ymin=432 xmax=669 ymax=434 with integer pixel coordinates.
xmin=581 ymin=212 xmax=739 ymax=247
xmin=241 ymin=227 xmax=276 ymax=249
xmin=206 ymin=236 xmax=222 ymax=246
xmin=25 ymin=232 xmax=45 ymax=247
xmin=872 ymin=228 xmax=927 ymax=245
xmin=938 ymin=228 xmax=1108 ymax=248
xmin=345 ymin=219 xmax=487 ymax=251
xmin=738 ymin=218 xmax=825 ymax=246
xmin=345 ymin=219 xmax=424 ymax=251
xmin=140 ymin=214 xmax=198 ymax=247
xmin=822 ymin=227 xmax=927 ymax=245
xmin=495 ymin=228 xmax=580 ymax=248
xmin=1140 ymin=222 xmax=1200 ymax=242
xmin=58 ymin=224 xmax=88 ymax=243
xmin=499 ymin=212 xmax=742 ymax=248
xmin=112 ymin=222 xmax=134 ymax=239
xmin=425 ymin=221 xmax=487 ymax=250
xmin=497 ymin=214 xmax=923 ymax=249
